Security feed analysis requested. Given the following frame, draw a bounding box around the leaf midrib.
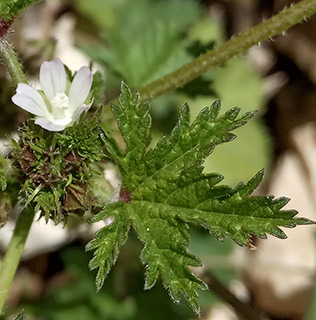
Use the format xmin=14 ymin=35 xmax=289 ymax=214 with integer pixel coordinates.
xmin=131 ymin=200 xmax=302 ymax=224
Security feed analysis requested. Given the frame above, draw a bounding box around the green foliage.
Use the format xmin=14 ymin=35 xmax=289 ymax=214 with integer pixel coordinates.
xmin=11 ymin=119 xmax=106 ymax=223
xmin=22 ymin=247 xmax=136 ymax=320
xmin=0 ymin=0 xmax=41 ymax=21
xmin=78 ymin=0 xmax=199 ymax=87
xmin=88 ymin=84 xmax=312 ymax=313
xmin=183 ymin=57 xmax=270 ymax=185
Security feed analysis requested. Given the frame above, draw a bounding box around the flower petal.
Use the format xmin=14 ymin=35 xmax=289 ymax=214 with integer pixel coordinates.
xmin=35 ymin=117 xmax=72 ymax=132
xmin=12 ymin=83 xmax=49 ymax=117
xmin=68 ymin=66 xmax=93 ymax=110
xmin=72 ymin=101 xmax=93 ymax=122
xmin=40 ymin=58 xmax=67 ymax=101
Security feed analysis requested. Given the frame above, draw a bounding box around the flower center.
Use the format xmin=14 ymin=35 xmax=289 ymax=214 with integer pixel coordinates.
xmin=50 ymin=93 xmax=72 ymax=120
xmin=51 ymin=92 xmax=70 ymax=110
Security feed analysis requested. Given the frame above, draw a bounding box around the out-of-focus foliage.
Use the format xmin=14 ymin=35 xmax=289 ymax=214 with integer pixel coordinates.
xmin=22 ymin=247 xmax=137 ymax=320
xmin=77 ymin=0 xmax=199 ymax=87
xmin=181 ymin=58 xmax=270 ymax=185
xmin=20 ymin=240 xmax=234 ymax=320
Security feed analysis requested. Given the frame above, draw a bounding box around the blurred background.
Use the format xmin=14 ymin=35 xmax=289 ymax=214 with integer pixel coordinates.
xmin=1 ymin=0 xmax=316 ymax=319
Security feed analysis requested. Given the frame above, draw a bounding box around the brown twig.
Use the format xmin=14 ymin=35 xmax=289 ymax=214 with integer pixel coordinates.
xmin=200 ymin=269 xmax=270 ymax=320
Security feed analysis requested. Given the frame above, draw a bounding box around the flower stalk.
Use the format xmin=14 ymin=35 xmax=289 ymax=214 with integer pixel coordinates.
xmin=0 ymin=208 xmax=35 ymax=314
xmin=0 ymin=38 xmax=27 ymax=85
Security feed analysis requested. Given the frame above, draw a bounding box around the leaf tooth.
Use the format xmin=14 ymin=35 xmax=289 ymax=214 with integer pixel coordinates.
xmin=119 ymin=81 xmax=132 ymax=105
xmin=224 ymin=107 xmax=240 ymax=121
xmin=111 ymin=103 xmax=123 ymax=117
xmin=239 ymin=169 xmax=264 ymax=197
xmin=295 ymin=217 xmax=315 ymax=225
xmin=96 ymin=267 xmax=107 ymax=292
xmin=253 ymin=231 xmax=267 ymax=240
xmin=138 ymin=100 xmax=150 ymax=117
xmin=131 ymin=91 xmax=141 ymax=106
xmin=208 ymin=228 xmax=226 ymax=242
xmin=85 ymin=239 xmax=99 ymax=252
xmin=144 ymin=265 xmax=158 ymax=290
xmin=241 ymin=110 xmax=257 ymax=121
xmin=189 ymin=300 xmax=201 ymax=317
xmin=88 ymin=255 xmax=100 ymax=270
xmin=221 ymin=132 xmax=236 ymax=143
xmin=182 ymin=249 xmax=201 ymax=267
xmin=179 ymin=103 xmax=190 ymax=127
xmin=269 ymin=227 xmax=287 ymax=239
xmin=271 ymin=197 xmax=290 ymax=211
xmin=205 ymin=172 xmax=224 ymax=187
xmin=286 ymin=209 xmax=299 ymax=219
xmin=156 ymin=134 xmax=168 ymax=148
xmin=282 ymin=216 xmax=314 ymax=227
xmin=170 ymin=104 xmax=191 ymax=140
xmin=209 ymin=100 xmax=221 ymax=120
xmin=196 ymin=106 xmax=210 ymax=122
xmin=167 ymin=283 xmax=181 ymax=304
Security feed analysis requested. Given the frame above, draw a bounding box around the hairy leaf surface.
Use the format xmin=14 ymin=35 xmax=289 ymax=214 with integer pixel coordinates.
xmin=87 ymin=83 xmax=312 ymax=313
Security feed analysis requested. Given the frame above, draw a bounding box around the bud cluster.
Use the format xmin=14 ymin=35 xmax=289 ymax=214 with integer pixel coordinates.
xmin=11 ymin=119 xmax=105 ymax=223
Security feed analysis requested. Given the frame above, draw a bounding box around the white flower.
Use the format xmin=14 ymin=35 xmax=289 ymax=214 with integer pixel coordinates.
xmin=12 ymin=58 xmax=93 ymax=131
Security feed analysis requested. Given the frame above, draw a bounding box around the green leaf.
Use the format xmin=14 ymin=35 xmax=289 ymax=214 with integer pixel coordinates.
xmin=88 ymin=84 xmax=312 ymax=313
xmin=0 ymin=0 xmax=41 ymax=21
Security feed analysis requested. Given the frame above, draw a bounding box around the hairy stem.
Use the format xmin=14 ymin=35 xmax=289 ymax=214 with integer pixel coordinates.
xmin=138 ymin=0 xmax=316 ymax=101
xmin=0 ymin=208 xmax=35 ymax=314
xmin=0 ymin=38 xmax=27 ymax=85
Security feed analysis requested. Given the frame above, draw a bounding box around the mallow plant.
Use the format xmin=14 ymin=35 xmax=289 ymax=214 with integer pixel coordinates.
xmin=1 ymin=0 xmax=316 ymax=318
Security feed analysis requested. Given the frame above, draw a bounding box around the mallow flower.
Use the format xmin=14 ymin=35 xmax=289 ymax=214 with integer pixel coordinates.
xmin=12 ymin=58 xmax=93 ymax=131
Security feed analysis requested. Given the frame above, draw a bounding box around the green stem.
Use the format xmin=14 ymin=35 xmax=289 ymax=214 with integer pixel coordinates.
xmin=0 ymin=208 xmax=35 ymax=314
xmin=0 ymin=38 xmax=27 ymax=85
xmin=138 ymin=0 xmax=316 ymax=101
